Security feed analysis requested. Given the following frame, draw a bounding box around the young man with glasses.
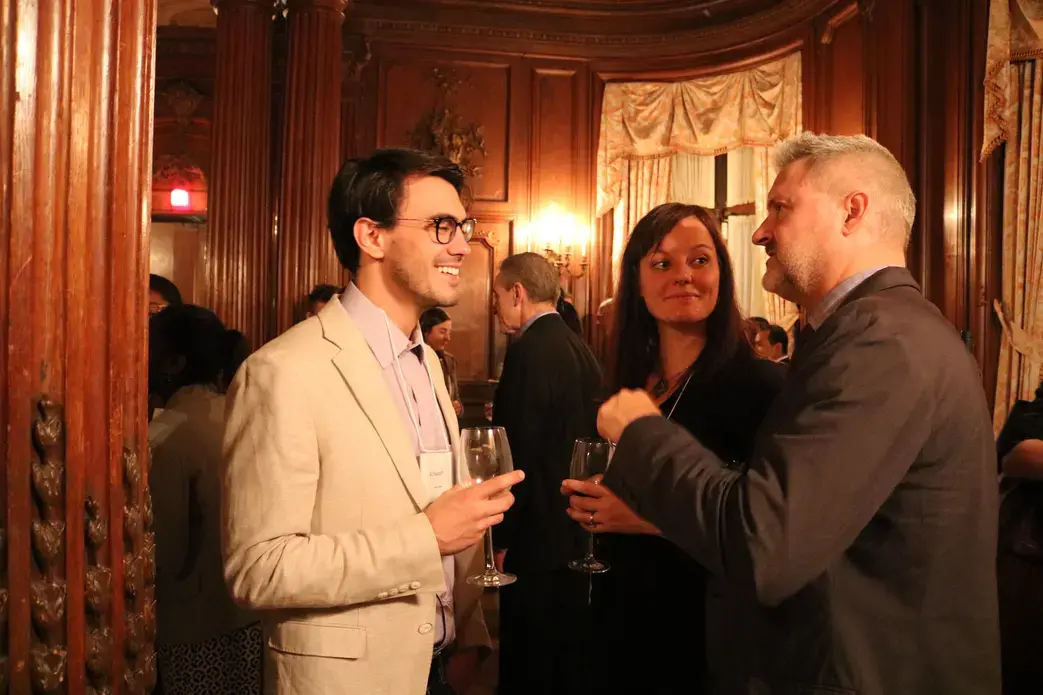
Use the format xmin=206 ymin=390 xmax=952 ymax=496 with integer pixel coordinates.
xmin=223 ymin=148 xmax=523 ymax=695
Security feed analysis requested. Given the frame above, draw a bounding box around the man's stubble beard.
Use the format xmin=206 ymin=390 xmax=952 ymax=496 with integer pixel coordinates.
xmin=388 ymin=252 xmax=460 ymax=310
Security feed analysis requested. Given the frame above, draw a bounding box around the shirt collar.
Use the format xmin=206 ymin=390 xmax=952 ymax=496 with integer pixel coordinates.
xmin=339 ymin=282 xmax=424 ymax=368
xmin=519 ymin=310 xmax=559 ymax=336
xmin=807 ymin=266 xmax=894 ymax=330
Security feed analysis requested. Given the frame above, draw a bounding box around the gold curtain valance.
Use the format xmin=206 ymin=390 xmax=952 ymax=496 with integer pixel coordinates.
xmin=982 ymin=0 xmax=1043 ymax=158
xmin=596 ymin=52 xmax=802 ymax=217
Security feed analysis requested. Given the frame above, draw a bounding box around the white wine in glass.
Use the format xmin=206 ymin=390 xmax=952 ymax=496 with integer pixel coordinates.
xmin=460 ymin=426 xmax=517 ymax=587
xmin=569 ymin=437 xmax=613 ymax=574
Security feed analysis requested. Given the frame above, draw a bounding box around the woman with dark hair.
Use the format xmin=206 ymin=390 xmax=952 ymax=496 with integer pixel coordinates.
xmin=420 ymin=307 xmax=463 ymax=416
xmin=556 ymin=287 xmax=583 ymax=335
xmin=562 ymin=203 xmax=785 ymax=693
xmin=147 ymin=305 xmax=260 ymax=695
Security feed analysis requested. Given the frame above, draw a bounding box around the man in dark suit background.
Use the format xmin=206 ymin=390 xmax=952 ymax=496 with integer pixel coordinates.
xmin=591 ymin=133 xmax=1000 ymax=694
xmin=491 ymin=252 xmax=603 ymax=695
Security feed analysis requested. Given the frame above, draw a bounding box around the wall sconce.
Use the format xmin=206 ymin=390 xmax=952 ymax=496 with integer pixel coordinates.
xmin=528 ymin=203 xmax=589 ymax=279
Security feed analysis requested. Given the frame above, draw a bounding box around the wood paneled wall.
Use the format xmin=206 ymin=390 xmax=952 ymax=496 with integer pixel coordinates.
xmin=153 ymin=0 xmax=1002 ymax=401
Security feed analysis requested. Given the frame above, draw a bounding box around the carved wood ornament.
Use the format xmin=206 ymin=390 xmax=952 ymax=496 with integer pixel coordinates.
xmin=409 ymin=68 xmax=488 ymax=179
xmin=122 ymin=447 xmax=157 ymax=695
xmin=29 ymin=398 xmax=68 ymax=694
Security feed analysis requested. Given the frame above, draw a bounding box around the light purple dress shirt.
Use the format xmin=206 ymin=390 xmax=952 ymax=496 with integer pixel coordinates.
xmin=340 ymin=283 xmax=456 ymax=649
xmin=808 ymin=266 xmax=895 ymax=329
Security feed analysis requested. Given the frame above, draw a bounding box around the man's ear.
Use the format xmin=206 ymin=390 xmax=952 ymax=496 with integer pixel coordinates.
xmin=512 ymin=282 xmax=526 ymax=306
xmin=354 ymin=217 xmax=386 ymax=262
xmin=842 ymin=191 xmax=870 ymax=236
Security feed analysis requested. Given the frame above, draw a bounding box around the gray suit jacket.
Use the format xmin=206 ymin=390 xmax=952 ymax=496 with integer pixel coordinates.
xmin=604 ymin=268 xmax=1000 ymax=695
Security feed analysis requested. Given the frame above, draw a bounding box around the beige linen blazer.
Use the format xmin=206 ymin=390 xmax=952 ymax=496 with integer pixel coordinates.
xmin=222 ymin=298 xmax=489 ymax=695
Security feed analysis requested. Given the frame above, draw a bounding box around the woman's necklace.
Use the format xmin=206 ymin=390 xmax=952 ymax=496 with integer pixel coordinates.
xmin=651 ymin=366 xmax=691 ymax=398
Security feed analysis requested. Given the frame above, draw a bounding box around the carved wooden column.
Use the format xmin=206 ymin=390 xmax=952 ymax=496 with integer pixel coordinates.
xmin=1 ymin=1 xmax=158 ymax=693
xmin=274 ymin=0 xmax=349 ymax=334
xmin=206 ymin=0 xmax=277 ymax=350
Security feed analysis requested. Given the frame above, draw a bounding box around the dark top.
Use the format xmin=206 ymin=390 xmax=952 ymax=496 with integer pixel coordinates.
xmin=435 ymin=350 xmax=460 ymax=404
xmin=491 ymin=313 xmax=605 ymax=572
xmin=604 ymin=268 xmax=1001 ymax=695
xmin=997 ymin=393 xmax=1043 ymax=463
xmin=592 ymin=350 xmax=785 ymax=695
xmin=557 ymin=293 xmax=583 ymax=335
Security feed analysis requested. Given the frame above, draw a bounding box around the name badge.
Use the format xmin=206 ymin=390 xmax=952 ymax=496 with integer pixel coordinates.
xmin=419 ymin=451 xmax=454 ymax=503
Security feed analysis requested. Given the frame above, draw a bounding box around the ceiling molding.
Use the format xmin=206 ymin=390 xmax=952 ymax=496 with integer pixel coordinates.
xmin=355 ymin=0 xmax=778 ymax=19
xmin=349 ymin=0 xmax=840 ymax=59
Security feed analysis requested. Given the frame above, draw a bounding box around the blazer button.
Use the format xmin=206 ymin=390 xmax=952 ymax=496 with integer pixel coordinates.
xmin=377 ymin=592 xmax=388 ymax=599
xmin=418 ymin=623 xmax=433 ymax=635
xmin=409 ymin=581 xmax=421 ymax=590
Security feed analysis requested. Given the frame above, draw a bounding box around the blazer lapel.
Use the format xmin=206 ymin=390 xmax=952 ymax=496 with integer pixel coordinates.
xmin=318 ymin=301 xmax=430 ymax=511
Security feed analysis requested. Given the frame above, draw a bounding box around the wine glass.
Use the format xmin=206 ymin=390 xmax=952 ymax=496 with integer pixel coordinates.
xmin=568 ymin=437 xmax=613 ymax=574
xmin=459 ymin=426 xmax=517 ymax=587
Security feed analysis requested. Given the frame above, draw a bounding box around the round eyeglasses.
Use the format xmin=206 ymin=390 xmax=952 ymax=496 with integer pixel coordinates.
xmin=397 ymin=217 xmax=477 ymax=244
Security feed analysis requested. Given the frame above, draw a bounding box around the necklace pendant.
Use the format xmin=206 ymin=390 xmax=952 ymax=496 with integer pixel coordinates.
xmin=652 ymin=379 xmax=668 ymax=397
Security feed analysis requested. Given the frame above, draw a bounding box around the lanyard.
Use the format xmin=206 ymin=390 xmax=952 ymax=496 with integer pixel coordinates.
xmin=382 ymin=315 xmax=451 ymax=454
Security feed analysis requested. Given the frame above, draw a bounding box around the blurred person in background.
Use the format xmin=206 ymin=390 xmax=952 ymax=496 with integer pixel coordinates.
xmin=148 ymin=304 xmax=259 ymax=695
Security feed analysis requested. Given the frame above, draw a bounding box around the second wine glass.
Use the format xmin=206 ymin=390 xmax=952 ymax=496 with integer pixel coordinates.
xmin=459 ymin=426 xmax=517 ymax=587
xmin=568 ymin=437 xmax=613 ymax=574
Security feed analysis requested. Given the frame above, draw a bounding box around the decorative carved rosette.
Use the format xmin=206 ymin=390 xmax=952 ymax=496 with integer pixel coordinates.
xmin=84 ymin=494 xmax=112 ymax=691
xmin=28 ymin=398 xmax=68 ymax=694
xmin=121 ymin=446 xmax=157 ymax=695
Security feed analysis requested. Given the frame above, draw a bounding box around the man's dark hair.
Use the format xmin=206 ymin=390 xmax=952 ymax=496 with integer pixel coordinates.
xmin=150 ymin=304 xmax=244 ymax=391
xmin=327 ymin=149 xmax=465 ymax=272
xmin=420 ymin=307 xmax=451 ymax=337
xmin=149 ymin=274 xmax=182 ymax=306
xmin=308 ymin=284 xmax=342 ymax=304
xmin=749 ymin=316 xmax=770 ymax=331
xmin=767 ymin=324 xmax=789 ymax=355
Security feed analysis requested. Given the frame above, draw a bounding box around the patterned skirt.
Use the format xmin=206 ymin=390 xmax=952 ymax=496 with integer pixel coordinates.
xmin=157 ymin=623 xmax=263 ymax=695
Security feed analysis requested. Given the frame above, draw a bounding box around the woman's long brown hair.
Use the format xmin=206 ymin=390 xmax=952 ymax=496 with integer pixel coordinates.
xmin=607 ymin=203 xmax=749 ymax=391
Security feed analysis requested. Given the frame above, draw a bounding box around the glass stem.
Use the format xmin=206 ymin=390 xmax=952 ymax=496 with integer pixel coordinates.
xmin=484 ymin=529 xmax=496 ymax=573
xmin=586 ymin=532 xmax=596 ymax=561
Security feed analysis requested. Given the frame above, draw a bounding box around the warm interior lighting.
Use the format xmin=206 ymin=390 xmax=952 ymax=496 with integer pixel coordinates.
xmin=527 ymin=203 xmax=589 ymax=278
xmin=170 ymin=188 xmax=190 ymax=208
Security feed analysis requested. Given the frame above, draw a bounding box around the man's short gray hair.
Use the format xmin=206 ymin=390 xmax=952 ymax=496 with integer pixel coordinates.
xmin=496 ymin=252 xmax=561 ymax=304
xmin=774 ymin=132 xmax=916 ymax=243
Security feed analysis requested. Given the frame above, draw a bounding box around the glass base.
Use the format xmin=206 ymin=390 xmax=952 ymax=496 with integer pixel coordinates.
xmin=569 ymin=557 xmax=610 ymax=574
xmin=466 ymin=570 xmax=517 ymax=588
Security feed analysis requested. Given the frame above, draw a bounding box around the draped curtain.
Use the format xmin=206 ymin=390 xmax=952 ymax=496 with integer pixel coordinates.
xmin=725 ymin=148 xmax=767 ymax=320
xmin=983 ymin=0 xmax=1043 ymax=429
xmin=596 ymin=52 xmax=802 ymax=322
xmin=611 ymin=157 xmax=674 ymax=279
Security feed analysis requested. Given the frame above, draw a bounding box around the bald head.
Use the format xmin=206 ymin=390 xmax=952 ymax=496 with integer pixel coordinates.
xmin=774 ymin=133 xmax=916 ymax=246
